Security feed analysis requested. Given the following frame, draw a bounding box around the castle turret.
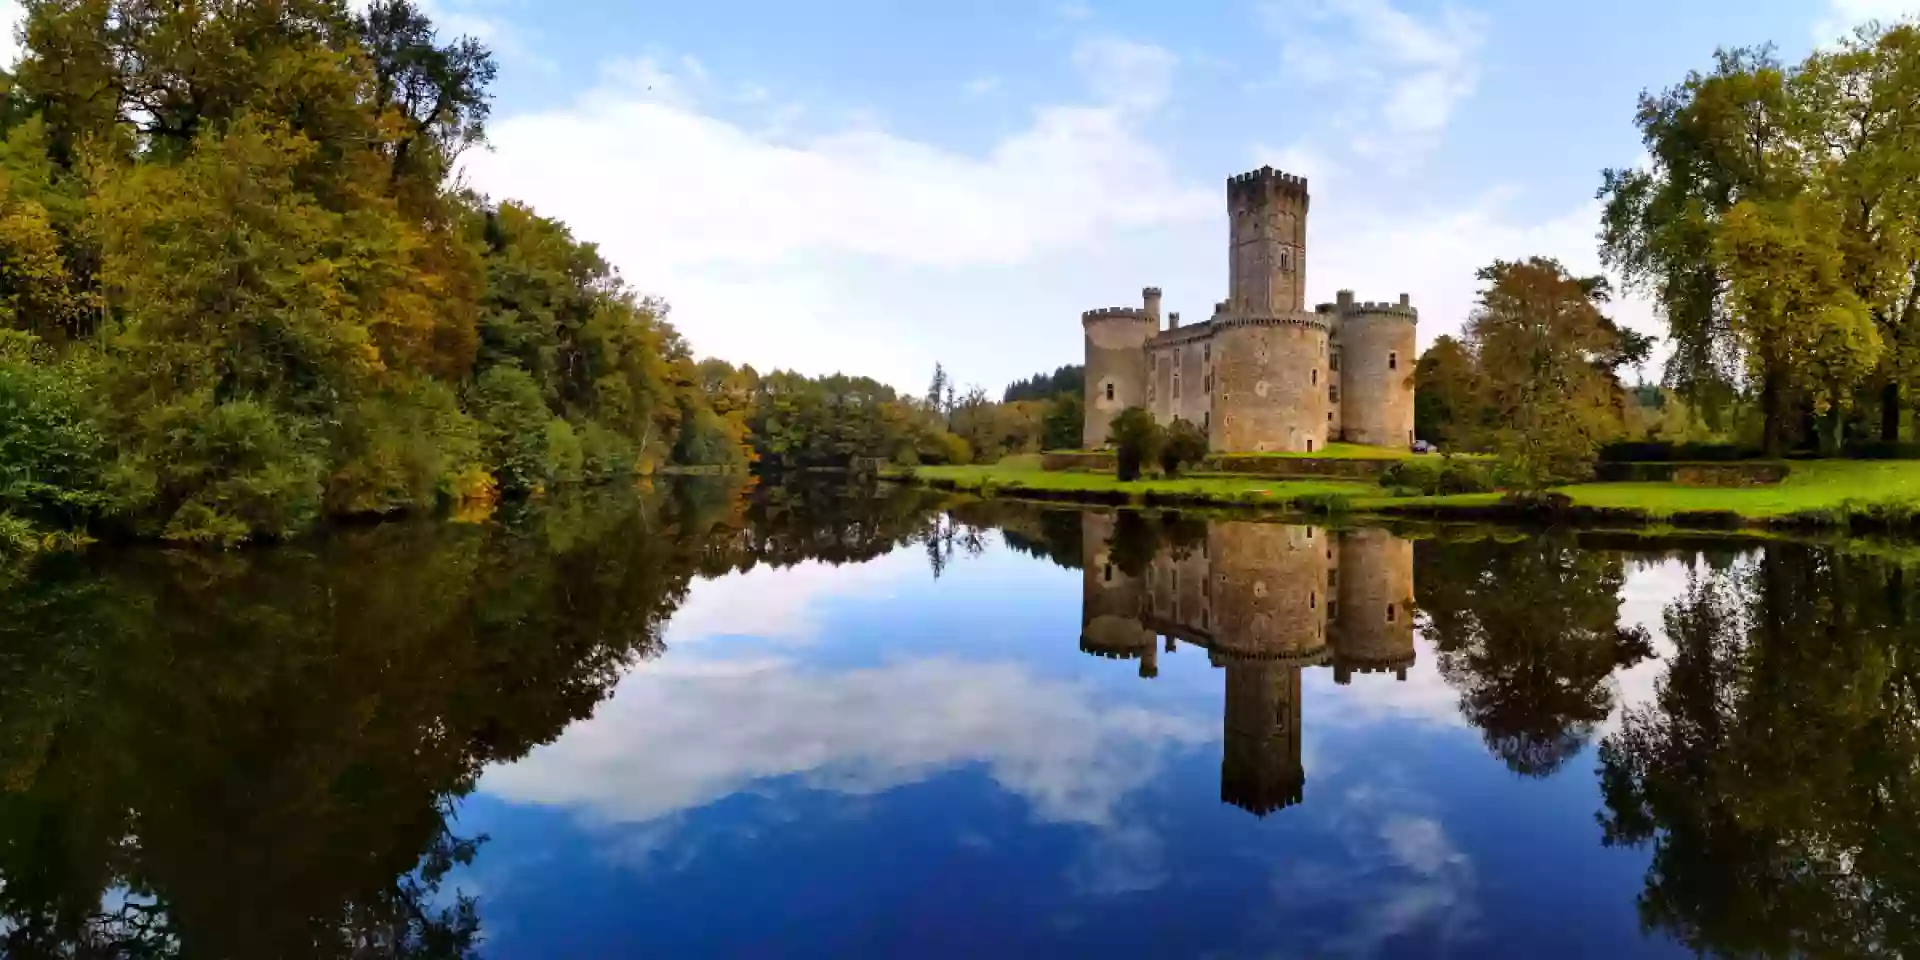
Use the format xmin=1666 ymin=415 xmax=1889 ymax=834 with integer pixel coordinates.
xmin=1143 ymin=287 xmax=1163 ymax=328
xmin=1331 ymin=527 xmax=1416 ymax=683
xmin=1081 ymin=306 xmax=1156 ymax=448
xmin=1320 ymin=294 xmax=1418 ymax=448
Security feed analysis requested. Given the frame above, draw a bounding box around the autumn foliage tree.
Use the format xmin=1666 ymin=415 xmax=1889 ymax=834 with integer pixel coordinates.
xmin=1465 ymin=258 xmax=1636 ymax=486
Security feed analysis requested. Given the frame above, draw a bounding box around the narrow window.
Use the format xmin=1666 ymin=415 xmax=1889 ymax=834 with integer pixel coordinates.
xmin=1387 ymin=603 xmax=1397 ymax=623
xmin=1105 ymin=382 xmax=1115 ymax=401
xmin=1327 ymin=411 xmax=1333 ymax=423
xmin=1307 ymin=438 xmax=1315 ymax=452
xmin=1204 ymin=411 xmax=1211 ymax=432
xmin=1311 ymin=369 xmax=1318 ymax=386
xmin=1205 ymin=374 xmax=1212 ymax=394
xmin=1330 ymin=385 xmax=1339 ymax=403
xmin=1389 ymin=351 xmax=1399 ymax=370
xmin=1310 ymin=591 xmax=1317 ymax=610
xmin=1104 ymin=563 xmax=1113 ymax=583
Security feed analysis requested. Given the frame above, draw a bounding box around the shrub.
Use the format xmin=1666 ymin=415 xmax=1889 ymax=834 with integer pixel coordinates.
xmin=0 ymin=333 xmax=109 ymax=525
xmin=127 ymin=397 xmax=328 ymax=544
xmin=326 ymin=381 xmax=485 ymax=517
xmin=1379 ymin=459 xmax=1495 ymax=495
xmin=1159 ymin=417 xmax=1209 ymax=478
xmin=1106 ymin=407 xmax=1164 ymax=482
xmin=470 ymin=367 xmax=557 ymax=494
xmin=578 ymin=419 xmax=639 ymax=482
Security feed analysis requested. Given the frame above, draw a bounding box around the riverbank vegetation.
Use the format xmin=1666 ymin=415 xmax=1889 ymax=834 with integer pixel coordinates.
xmin=0 ymin=0 xmax=988 ymax=551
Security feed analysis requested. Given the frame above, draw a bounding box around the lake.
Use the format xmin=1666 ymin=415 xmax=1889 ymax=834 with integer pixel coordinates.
xmin=0 ymin=479 xmax=1909 ymax=958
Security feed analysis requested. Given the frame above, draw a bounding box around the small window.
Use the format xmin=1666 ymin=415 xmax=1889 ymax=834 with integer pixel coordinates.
xmin=1311 ymin=369 xmax=1318 ymax=386
xmin=1203 ymin=411 xmax=1211 ymax=432
xmin=1105 ymin=383 xmax=1115 ymax=401
xmin=1389 ymin=351 xmax=1399 ymax=370
xmin=1330 ymin=385 xmax=1339 ymax=404
xmin=1104 ymin=563 xmax=1113 ymax=583
xmin=1310 ymin=591 xmax=1317 ymax=610
xmin=1306 ymin=438 xmax=1315 ymax=452
xmin=1387 ymin=603 xmax=1397 ymax=623
xmin=1204 ymin=374 xmax=1212 ymax=394
xmin=1327 ymin=411 xmax=1333 ymax=422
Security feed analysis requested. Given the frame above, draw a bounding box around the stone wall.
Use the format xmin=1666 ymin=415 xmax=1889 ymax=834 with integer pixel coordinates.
xmin=1331 ymin=308 xmax=1416 ymax=448
xmin=1213 ymin=320 xmax=1331 ymax=454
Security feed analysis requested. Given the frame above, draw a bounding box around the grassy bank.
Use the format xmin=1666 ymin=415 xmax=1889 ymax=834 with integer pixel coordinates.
xmin=889 ymin=457 xmax=1920 ymax=533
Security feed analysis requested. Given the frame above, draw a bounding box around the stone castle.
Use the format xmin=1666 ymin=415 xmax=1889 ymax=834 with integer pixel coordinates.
xmin=1081 ymin=167 xmax=1418 ymax=453
xmin=1079 ymin=516 xmax=1415 ymax=817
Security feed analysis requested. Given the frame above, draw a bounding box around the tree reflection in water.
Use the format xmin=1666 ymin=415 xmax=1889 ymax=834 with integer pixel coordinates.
xmin=1598 ymin=544 xmax=1920 ymax=957
xmin=0 ymin=478 xmax=959 ymax=958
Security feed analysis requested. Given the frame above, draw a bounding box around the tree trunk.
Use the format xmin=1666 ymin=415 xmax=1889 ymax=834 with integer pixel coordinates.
xmin=1886 ymin=381 xmax=1905 ymax=444
xmin=1761 ymin=363 xmax=1787 ymax=459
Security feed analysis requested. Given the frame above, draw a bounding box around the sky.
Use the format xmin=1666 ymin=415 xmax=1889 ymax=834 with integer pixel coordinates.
xmin=8 ymin=0 xmax=1913 ymax=396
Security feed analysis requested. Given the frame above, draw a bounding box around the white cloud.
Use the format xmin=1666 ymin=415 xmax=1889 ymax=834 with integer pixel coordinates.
xmin=1815 ymin=0 xmax=1919 ymax=43
xmin=480 ymin=655 xmax=1212 ymax=827
xmin=462 ymin=42 xmax=1210 ymax=388
xmin=662 ymin=552 xmax=920 ymax=645
xmin=1262 ymin=0 xmax=1487 ymax=161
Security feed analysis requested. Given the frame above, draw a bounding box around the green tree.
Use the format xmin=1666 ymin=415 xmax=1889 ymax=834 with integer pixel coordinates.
xmin=1159 ymin=417 xmax=1208 ymax=477
xmin=1465 ymin=258 xmax=1632 ymax=486
xmin=1412 ymin=335 xmax=1480 ymax=449
xmin=1106 ymin=407 xmax=1163 ymax=482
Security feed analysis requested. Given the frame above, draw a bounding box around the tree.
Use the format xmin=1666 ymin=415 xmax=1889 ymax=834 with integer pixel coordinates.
xmin=1159 ymin=417 xmax=1208 ymax=477
xmin=1042 ymin=392 xmax=1083 ymax=450
xmin=1413 ymin=335 xmax=1480 ymax=449
xmin=1599 ymin=46 xmax=1796 ymax=444
xmin=1715 ymin=195 xmax=1879 ymax=453
xmin=1106 ymin=407 xmax=1163 ymax=482
xmin=926 ymin=363 xmax=948 ymax=420
xmin=1464 ymin=258 xmax=1632 ymax=486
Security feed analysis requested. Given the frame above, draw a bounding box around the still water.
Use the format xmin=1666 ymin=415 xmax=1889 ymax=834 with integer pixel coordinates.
xmin=0 ymin=481 xmax=1911 ymax=957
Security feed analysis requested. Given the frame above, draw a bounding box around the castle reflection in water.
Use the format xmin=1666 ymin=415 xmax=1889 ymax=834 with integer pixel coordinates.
xmin=1080 ymin=516 xmax=1414 ymax=818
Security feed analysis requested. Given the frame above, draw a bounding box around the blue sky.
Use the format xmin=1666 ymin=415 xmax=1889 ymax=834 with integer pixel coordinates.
xmin=454 ymin=1 xmax=1899 ymax=392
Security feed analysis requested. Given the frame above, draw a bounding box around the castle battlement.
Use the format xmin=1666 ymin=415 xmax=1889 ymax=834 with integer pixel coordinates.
xmin=1081 ymin=306 xmax=1148 ymax=323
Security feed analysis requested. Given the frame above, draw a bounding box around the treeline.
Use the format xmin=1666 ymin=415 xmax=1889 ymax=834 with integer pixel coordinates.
xmin=0 ymin=0 xmax=760 ymax=546
xmin=1003 ymin=364 xmax=1083 ymax=403
xmin=1601 ymin=21 xmax=1920 ymax=455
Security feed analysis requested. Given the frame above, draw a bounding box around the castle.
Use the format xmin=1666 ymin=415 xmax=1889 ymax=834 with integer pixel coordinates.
xmin=1080 ymin=516 xmax=1415 ymax=817
xmin=1081 ymin=167 xmax=1418 ymax=453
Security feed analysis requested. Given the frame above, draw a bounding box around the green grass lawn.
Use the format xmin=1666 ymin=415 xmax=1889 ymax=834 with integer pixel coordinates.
xmin=1562 ymin=460 xmax=1920 ymax=518
xmin=900 ymin=461 xmax=1382 ymax=503
xmin=898 ymin=456 xmax=1920 ymax=527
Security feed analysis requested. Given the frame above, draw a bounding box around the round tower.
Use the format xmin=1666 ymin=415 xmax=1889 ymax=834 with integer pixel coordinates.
xmin=1212 ymin=318 xmax=1332 ymax=453
xmin=1332 ymin=295 xmax=1418 ymax=449
xmin=1205 ymin=521 xmax=1330 ymax=663
xmin=1332 ymin=527 xmax=1416 ymax=684
xmin=1082 ymin=305 xmax=1156 ymax=449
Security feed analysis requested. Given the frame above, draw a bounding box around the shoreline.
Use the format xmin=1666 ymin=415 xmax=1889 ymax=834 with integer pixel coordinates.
xmin=885 ymin=460 xmax=1920 ymax=539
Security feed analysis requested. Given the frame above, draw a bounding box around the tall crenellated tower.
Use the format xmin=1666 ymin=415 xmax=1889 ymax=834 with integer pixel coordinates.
xmin=1227 ymin=167 xmax=1309 ymax=316
xmin=1321 ymin=291 xmax=1419 ymax=448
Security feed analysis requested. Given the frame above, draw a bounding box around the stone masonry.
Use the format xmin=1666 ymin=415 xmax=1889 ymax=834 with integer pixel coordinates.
xmin=1081 ymin=167 xmax=1419 ymax=452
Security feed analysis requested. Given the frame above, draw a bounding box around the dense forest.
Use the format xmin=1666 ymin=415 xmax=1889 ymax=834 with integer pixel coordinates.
xmin=0 ymin=0 xmax=995 ymax=550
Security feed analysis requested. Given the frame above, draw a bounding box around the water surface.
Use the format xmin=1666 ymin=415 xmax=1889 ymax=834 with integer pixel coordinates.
xmin=0 ymin=483 xmax=1910 ymax=957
